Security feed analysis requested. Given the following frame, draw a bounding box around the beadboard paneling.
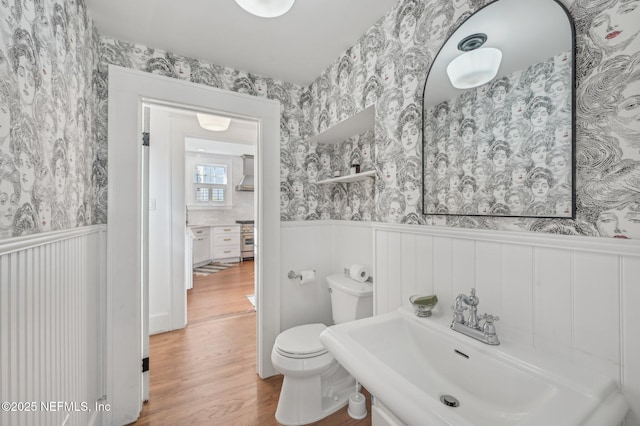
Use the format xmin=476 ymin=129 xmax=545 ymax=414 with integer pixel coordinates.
xmin=280 ymin=222 xmax=334 ymax=331
xmin=622 ymin=256 xmax=640 ymax=426
xmin=533 ymin=247 xmax=573 ymax=360
xmin=372 ymin=223 xmax=640 ymax=426
xmin=0 ymin=226 xmax=106 ymax=426
xmin=501 ymin=244 xmax=534 ymax=344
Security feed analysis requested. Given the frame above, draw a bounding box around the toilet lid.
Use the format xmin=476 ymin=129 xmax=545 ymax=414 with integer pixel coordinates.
xmin=275 ymin=323 xmax=328 ymax=357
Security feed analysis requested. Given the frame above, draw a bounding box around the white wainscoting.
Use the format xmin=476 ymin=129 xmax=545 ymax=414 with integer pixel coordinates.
xmin=372 ymin=223 xmax=640 ymax=426
xmin=0 ymin=226 xmax=106 ymax=426
xmin=280 ymin=222 xmax=334 ymax=331
xmin=279 ymin=221 xmax=374 ymax=332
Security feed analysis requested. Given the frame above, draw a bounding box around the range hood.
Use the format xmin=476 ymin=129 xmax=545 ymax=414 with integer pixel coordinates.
xmin=235 ymin=154 xmax=254 ymax=191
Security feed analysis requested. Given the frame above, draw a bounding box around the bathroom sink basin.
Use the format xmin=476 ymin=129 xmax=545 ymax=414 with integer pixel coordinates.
xmin=319 ymin=307 xmax=628 ymax=426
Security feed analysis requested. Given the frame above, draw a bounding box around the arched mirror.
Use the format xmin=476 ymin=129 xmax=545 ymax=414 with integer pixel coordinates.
xmin=422 ymin=0 xmax=575 ymax=218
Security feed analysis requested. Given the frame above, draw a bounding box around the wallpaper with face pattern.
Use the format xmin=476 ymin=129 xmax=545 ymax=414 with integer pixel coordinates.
xmin=0 ymin=0 xmax=100 ymax=239
xmin=2 ymin=0 xmax=638 ymax=240
xmin=303 ymin=0 xmax=640 ymax=238
xmin=423 ymin=52 xmax=573 ymax=218
xmin=96 ymin=38 xmax=379 ymax=222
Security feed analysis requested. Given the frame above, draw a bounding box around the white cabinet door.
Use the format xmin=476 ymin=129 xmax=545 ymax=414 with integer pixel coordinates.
xmin=191 ymin=227 xmax=210 ymax=265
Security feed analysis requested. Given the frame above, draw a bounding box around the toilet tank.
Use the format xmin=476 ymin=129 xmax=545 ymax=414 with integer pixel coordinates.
xmin=327 ymin=274 xmax=373 ymax=324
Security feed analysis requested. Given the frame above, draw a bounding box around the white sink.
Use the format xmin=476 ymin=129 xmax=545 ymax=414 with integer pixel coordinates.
xmin=320 ymin=307 xmax=629 ymax=426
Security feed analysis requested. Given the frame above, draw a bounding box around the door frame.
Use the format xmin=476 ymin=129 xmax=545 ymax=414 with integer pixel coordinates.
xmin=106 ymin=66 xmax=281 ymax=425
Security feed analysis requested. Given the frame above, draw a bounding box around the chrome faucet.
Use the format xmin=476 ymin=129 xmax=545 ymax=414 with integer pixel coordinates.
xmin=450 ymin=288 xmax=500 ymax=345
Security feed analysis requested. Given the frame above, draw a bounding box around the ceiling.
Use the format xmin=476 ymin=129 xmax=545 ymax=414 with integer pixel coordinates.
xmin=85 ymin=0 xmax=400 ymax=87
xmin=145 ymin=103 xmax=258 ymax=152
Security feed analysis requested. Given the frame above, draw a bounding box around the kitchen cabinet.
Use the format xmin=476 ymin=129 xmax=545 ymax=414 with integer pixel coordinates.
xmin=185 ymin=228 xmax=193 ymax=289
xmin=191 ymin=227 xmax=210 ymax=266
xmin=211 ymin=225 xmax=241 ymax=261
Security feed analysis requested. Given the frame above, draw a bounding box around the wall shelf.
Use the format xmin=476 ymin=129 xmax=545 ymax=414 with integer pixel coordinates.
xmin=306 ymin=105 xmax=375 ymax=145
xmin=317 ymin=170 xmax=376 ymax=184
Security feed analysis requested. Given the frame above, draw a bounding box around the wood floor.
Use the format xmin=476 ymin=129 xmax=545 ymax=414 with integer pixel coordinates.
xmin=132 ymin=260 xmax=372 ymax=426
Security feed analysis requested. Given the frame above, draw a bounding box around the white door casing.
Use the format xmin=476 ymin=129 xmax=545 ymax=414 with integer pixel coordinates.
xmin=106 ymin=66 xmax=281 ymax=425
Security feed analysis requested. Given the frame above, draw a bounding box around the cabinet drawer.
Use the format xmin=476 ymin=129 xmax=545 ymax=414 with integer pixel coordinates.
xmin=213 ymin=246 xmax=240 ymax=259
xmin=191 ymin=227 xmax=209 ymax=236
xmin=212 ymin=225 xmax=240 ymax=235
xmin=213 ymin=233 xmax=239 ymax=247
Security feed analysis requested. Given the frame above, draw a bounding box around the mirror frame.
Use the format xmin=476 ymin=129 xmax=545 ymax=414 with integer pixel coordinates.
xmin=421 ymin=0 xmax=577 ymax=220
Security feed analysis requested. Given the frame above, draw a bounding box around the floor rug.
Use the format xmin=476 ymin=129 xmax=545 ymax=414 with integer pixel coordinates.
xmin=193 ymin=262 xmax=236 ymax=276
xmin=246 ymin=294 xmax=256 ymax=310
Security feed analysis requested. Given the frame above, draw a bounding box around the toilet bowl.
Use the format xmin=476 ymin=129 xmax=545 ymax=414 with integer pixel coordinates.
xmin=271 ymin=323 xmax=354 ymax=425
xmin=272 ymin=274 xmax=373 ymax=425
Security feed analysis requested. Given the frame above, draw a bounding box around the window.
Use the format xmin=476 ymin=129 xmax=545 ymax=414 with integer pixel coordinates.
xmin=194 ymin=164 xmax=227 ymax=185
xmin=193 ymin=163 xmax=230 ymax=206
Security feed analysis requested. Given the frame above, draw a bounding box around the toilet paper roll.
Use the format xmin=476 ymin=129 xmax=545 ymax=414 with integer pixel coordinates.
xmin=299 ymin=270 xmax=315 ymax=285
xmin=349 ymin=264 xmax=369 ymax=282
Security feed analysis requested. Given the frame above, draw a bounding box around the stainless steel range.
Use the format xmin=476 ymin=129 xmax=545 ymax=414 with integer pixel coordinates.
xmin=236 ymin=220 xmax=254 ymax=260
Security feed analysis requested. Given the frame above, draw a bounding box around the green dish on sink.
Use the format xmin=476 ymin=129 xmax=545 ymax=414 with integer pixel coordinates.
xmin=409 ymin=294 xmax=438 ymax=317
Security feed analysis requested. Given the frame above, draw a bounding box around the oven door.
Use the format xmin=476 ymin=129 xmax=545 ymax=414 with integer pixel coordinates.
xmin=241 ymin=233 xmax=254 ymax=256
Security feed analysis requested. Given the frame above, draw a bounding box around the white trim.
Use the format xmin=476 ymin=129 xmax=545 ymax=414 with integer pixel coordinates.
xmin=280 ymin=220 xmax=374 ymax=229
xmin=106 ymin=66 xmax=280 ymax=425
xmin=371 ymin=222 xmax=640 ymax=258
xmin=332 ymin=220 xmax=374 ymax=230
xmin=0 ymin=224 xmax=106 ymax=255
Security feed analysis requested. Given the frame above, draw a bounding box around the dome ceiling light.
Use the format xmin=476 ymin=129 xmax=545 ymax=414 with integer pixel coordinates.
xmin=196 ymin=113 xmax=232 ymax=132
xmin=446 ymin=33 xmax=502 ymax=90
xmin=234 ymin=0 xmax=295 ymax=18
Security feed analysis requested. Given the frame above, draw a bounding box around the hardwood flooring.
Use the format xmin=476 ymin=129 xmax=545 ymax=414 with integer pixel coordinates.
xmin=132 ymin=260 xmax=372 ymax=426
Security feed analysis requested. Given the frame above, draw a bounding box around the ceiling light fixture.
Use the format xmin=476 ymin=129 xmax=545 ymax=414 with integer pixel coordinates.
xmin=234 ymin=0 xmax=295 ymax=18
xmin=446 ymin=33 xmax=502 ymax=90
xmin=196 ymin=113 xmax=232 ymax=132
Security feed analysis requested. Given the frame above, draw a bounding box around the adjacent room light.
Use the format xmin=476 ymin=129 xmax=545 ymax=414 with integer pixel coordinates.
xmin=196 ymin=113 xmax=232 ymax=132
xmin=234 ymin=0 xmax=295 ymax=18
xmin=447 ymin=47 xmax=503 ymax=89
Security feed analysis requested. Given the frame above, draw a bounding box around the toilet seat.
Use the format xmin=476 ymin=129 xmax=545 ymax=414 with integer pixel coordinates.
xmin=274 ymin=323 xmax=328 ymax=359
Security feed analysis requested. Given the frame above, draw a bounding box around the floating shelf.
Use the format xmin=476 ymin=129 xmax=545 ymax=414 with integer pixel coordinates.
xmin=306 ymin=105 xmax=375 ymax=145
xmin=317 ymin=170 xmax=376 ymax=184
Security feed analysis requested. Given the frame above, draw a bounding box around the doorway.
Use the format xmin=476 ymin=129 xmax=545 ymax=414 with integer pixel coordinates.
xmin=106 ymin=66 xmax=281 ymax=425
xmin=144 ymin=103 xmax=257 ymax=336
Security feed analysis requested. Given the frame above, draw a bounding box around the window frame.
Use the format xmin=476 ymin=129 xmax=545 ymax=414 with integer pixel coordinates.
xmin=188 ymin=157 xmax=233 ymax=209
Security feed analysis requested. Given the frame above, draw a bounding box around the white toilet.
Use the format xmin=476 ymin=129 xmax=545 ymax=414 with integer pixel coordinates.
xmin=271 ymin=273 xmax=373 ymax=425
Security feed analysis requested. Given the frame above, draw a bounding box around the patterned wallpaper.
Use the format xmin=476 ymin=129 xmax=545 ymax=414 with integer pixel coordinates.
xmin=0 ymin=0 xmax=100 ymax=239
xmin=423 ymin=52 xmax=573 ymax=218
xmin=304 ymin=0 xmax=639 ymax=238
xmin=1 ymin=0 xmax=638 ymax=240
xmin=96 ymin=38 xmax=379 ymax=222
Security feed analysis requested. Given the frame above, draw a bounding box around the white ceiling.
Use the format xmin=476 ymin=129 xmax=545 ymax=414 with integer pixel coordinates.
xmin=85 ymin=0 xmax=400 ymax=86
xmin=145 ymin=102 xmax=258 ymax=151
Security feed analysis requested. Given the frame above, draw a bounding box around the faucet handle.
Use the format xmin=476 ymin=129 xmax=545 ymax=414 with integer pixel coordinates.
xmin=480 ymin=313 xmax=499 ymax=323
xmin=480 ymin=314 xmax=499 ymax=340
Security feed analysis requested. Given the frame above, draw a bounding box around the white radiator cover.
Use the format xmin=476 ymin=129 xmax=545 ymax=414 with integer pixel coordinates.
xmin=0 ymin=226 xmax=106 ymax=426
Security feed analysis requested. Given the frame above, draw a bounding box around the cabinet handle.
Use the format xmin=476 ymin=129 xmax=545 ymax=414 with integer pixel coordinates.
xmin=223 ymin=228 xmax=231 ymax=232
xmin=224 ymin=250 xmax=231 ymax=253
xmin=224 ymin=238 xmax=231 ymax=241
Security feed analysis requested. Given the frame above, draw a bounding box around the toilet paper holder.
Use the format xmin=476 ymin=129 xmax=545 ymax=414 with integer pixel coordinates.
xmin=288 ymin=270 xmax=315 ymax=280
